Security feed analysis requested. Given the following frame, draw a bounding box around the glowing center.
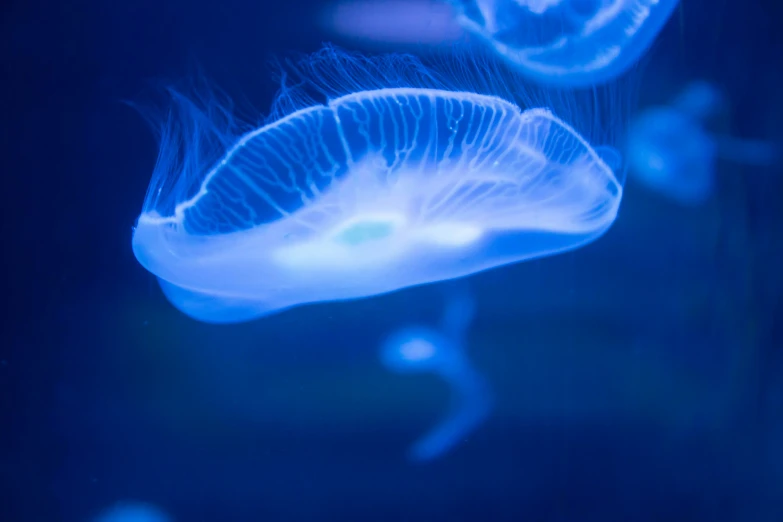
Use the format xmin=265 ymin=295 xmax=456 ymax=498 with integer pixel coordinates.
xmin=332 ymin=218 xmax=399 ymax=246
xmin=272 ymin=213 xmax=484 ymax=271
xmin=328 ymin=213 xmax=406 ymax=245
xmin=399 ymin=339 xmax=435 ymax=362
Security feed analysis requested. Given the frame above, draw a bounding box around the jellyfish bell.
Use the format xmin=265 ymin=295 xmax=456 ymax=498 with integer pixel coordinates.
xmin=132 ymin=47 xmax=629 ymax=323
xmin=449 ymin=0 xmax=680 ymax=86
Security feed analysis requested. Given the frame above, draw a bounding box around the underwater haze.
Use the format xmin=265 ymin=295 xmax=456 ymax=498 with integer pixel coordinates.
xmin=2 ymin=0 xmax=783 ymax=521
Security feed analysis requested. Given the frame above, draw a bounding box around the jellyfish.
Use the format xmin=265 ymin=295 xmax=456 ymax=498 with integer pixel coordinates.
xmin=132 ymin=47 xmax=627 ymax=323
xmin=380 ymin=291 xmax=490 ymax=461
xmin=626 ymin=81 xmax=778 ymax=205
xmin=448 ymin=0 xmax=680 ymax=86
xmin=92 ymin=502 xmax=171 ymax=522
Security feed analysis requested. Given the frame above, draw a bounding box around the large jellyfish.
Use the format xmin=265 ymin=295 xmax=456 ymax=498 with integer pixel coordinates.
xmin=626 ymin=81 xmax=778 ymax=206
xmin=132 ymin=47 xmax=627 ymax=323
xmin=449 ymin=0 xmax=680 ymax=86
xmin=380 ymin=291 xmax=490 ymax=461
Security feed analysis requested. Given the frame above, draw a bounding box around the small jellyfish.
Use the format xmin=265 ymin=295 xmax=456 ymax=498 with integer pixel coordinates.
xmin=132 ymin=47 xmax=626 ymax=323
xmin=449 ymin=0 xmax=680 ymax=86
xmin=92 ymin=502 xmax=171 ymax=522
xmin=627 ymin=81 xmax=778 ymax=205
xmin=380 ymin=292 xmax=490 ymax=461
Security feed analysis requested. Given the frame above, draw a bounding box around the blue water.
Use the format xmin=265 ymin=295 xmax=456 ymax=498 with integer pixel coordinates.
xmin=2 ymin=0 xmax=782 ymax=521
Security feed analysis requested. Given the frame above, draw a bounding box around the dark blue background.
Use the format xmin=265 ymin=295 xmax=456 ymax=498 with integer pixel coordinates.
xmin=2 ymin=0 xmax=782 ymax=521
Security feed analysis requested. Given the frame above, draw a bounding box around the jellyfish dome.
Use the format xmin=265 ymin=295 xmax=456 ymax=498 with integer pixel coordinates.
xmin=449 ymin=0 xmax=680 ymax=86
xmin=132 ymin=47 xmax=625 ymax=323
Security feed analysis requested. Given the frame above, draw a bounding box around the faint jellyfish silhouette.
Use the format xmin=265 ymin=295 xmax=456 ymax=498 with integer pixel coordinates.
xmin=626 ymin=81 xmax=778 ymax=205
xmin=380 ymin=292 xmax=490 ymax=461
xmin=449 ymin=0 xmax=680 ymax=86
xmin=93 ymin=502 xmax=171 ymax=522
xmin=132 ymin=46 xmax=626 ymax=323
xmin=321 ymin=0 xmax=465 ymax=47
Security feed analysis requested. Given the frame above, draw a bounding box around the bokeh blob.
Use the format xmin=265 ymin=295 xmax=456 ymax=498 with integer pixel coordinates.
xmin=380 ymin=292 xmax=490 ymax=460
xmin=93 ymin=502 xmax=171 ymax=522
xmin=627 ymin=81 xmax=778 ymax=205
xmin=322 ymin=0 xmax=465 ymax=47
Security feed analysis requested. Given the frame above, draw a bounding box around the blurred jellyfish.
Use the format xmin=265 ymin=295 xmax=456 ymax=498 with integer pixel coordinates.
xmin=321 ymin=0 xmax=465 ymax=47
xmin=93 ymin=502 xmax=171 ymax=522
xmin=449 ymin=0 xmax=680 ymax=86
xmin=627 ymin=81 xmax=778 ymax=205
xmin=380 ymin=292 xmax=490 ymax=461
xmin=132 ymin=46 xmax=627 ymax=323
